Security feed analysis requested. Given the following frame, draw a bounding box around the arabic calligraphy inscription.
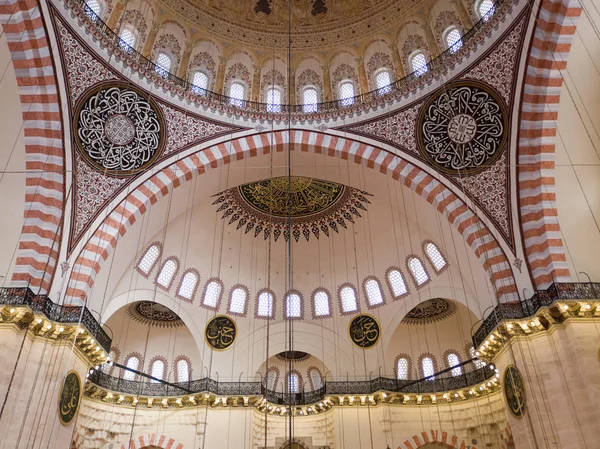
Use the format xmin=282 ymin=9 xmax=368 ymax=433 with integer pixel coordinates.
xmin=503 ymin=365 xmax=526 ymax=418
xmin=205 ymin=315 xmax=237 ymax=351
xmin=58 ymin=370 xmax=81 ymax=425
xmin=348 ymin=314 xmax=380 ymax=349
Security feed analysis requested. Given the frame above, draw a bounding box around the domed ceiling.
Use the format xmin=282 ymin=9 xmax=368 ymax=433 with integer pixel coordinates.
xmin=162 ymin=0 xmax=420 ymax=49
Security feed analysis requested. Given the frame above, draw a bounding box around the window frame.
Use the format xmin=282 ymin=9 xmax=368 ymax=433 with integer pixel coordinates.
xmin=302 ymin=85 xmax=319 ymax=113
xmin=287 ymin=370 xmax=303 ymax=394
xmin=444 ymin=351 xmax=463 ymax=377
xmin=200 ymin=277 xmax=224 ymax=311
xmin=406 ymin=255 xmax=431 ymax=289
xmin=174 ymin=356 xmax=192 ymax=383
xmin=265 ymin=86 xmax=283 ymax=113
xmin=311 ymin=288 xmax=333 ymax=319
xmin=443 ymin=26 xmax=463 ymax=53
xmin=266 ymin=367 xmax=280 ymax=391
xmin=385 ymin=266 xmax=410 ymax=300
xmin=84 ymin=0 xmax=103 ymax=18
xmin=394 ymin=353 xmax=412 ymax=380
xmin=338 ymin=80 xmax=356 ymax=107
xmin=422 ymin=240 xmax=449 ymax=274
xmin=307 ymin=367 xmax=323 ymax=390
xmin=362 ymin=276 xmax=386 ymax=309
xmin=284 ymin=289 xmax=304 ymax=320
xmin=408 ymin=50 xmax=428 ymax=76
xmin=135 ymin=242 xmax=163 ymax=278
xmin=175 ymin=268 xmax=200 ymax=303
xmin=418 ymin=353 xmax=438 ymax=380
xmin=148 ymin=355 xmax=168 ymax=383
xmin=373 ymin=68 xmax=393 ymax=95
xmin=476 ymin=0 xmax=496 ymax=21
xmin=337 ymin=283 xmax=360 ymax=316
xmin=228 ymin=80 xmax=247 ymax=107
xmin=122 ymin=352 xmax=143 ymax=381
xmin=155 ymin=51 xmax=173 ymax=77
xmin=154 ymin=256 xmax=180 ymax=291
xmin=118 ymin=25 xmax=138 ymax=51
xmin=191 ymin=69 xmax=210 ymax=95
xmin=228 ymin=284 xmax=249 ymax=317
xmin=255 ymin=288 xmax=276 ymax=320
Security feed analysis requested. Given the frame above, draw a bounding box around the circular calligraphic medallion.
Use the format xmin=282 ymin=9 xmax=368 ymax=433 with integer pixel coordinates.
xmin=348 ymin=314 xmax=380 ymax=349
xmin=58 ymin=370 xmax=82 ymax=425
xmin=503 ymin=365 xmax=526 ymax=418
xmin=417 ymin=80 xmax=508 ymax=176
xmin=74 ymin=82 xmax=165 ymax=176
xmin=205 ymin=315 xmax=237 ymax=351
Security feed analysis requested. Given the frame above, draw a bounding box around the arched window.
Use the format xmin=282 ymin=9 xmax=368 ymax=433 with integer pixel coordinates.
xmin=477 ymin=0 xmax=495 ymax=20
xmin=444 ymin=27 xmax=463 ymax=53
xmin=363 ymin=278 xmax=385 ymax=308
xmin=155 ymin=257 xmax=178 ymax=290
xmin=339 ymin=81 xmax=355 ymax=106
xmin=136 ymin=243 xmax=161 ymax=277
xmin=176 ymin=269 xmax=199 ymax=301
xmin=407 ymin=257 xmax=430 ymax=287
xmin=266 ymin=87 xmax=282 ymax=113
xmin=229 ymin=81 xmax=245 ymax=107
xmin=338 ymin=284 xmax=358 ymax=314
xmin=192 ymin=71 xmax=209 ymax=95
xmin=150 ymin=358 xmax=165 ymax=383
xmin=302 ymin=87 xmax=318 ymax=113
xmin=375 ymin=70 xmax=392 ymax=95
xmin=155 ymin=52 xmax=172 ymax=77
xmin=175 ymin=358 xmax=190 ymax=383
xmin=397 ymin=357 xmax=409 ymax=380
xmin=288 ymin=372 xmax=300 ymax=393
xmin=312 ymin=289 xmax=331 ymax=318
xmin=386 ymin=268 xmax=408 ymax=299
xmin=84 ymin=0 xmax=102 ymax=17
xmin=266 ymin=368 xmax=278 ymax=390
xmin=409 ymin=51 xmax=428 ymax=76
xmin=447 ymin=353 xmax=462 ymax=376
xmin=256 ymin=290 xmax=275 ymax=318
xmin=470 ymin=347 xmax=486 ymax=369
xmin=202 ymin=279 xmax=223 ymax=309
xmin=229 ymin=286 xmax=248 ymax=316
xmin=123 ymin=356 xmax=139 ymax=381
xmin=119 ymin=27 xmax=136 ymax=51
xmin=285 ymin=291 xmax=302 ymax=319
xmin=424 ymin=241 xmax=448 ymax=273
xmin=421 ymin=357 xmax=435 ymax=380
xmin=309 ymin=368 xmax=323 ymax=390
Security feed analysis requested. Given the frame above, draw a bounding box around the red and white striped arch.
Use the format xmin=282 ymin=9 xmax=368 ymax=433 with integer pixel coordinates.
xmin=65 ymin=130 xmax=518 ymax=304
xmin=0 ymin=0 xmax=64 ymax=294
xmin=118 ymin=433 xmax=184 ymax=449
xmin=518 ymin=0 xmax=581 ymax=289
xmin=400 ymin=429 xmax=475 ymax=449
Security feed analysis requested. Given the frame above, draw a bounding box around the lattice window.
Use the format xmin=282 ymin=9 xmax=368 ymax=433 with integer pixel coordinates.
xmin=364 ymin=278 xmax=384 ymax=307
xmin=266 ymin=87 xmax=282 ymax=113
xmin=409 ymin=51 xmax=428 ymax=76
xmin=339 ymin=285 xmax=358 ymax=314
xmin=424 ymin=242 xmax=447 ymax=272
xmin=445 ymin=27 xmax=463 ymax=53
xmin=408 ymin=257 xmax=429 ymax=286
xmin=123 ymin=356 xmax=139 ymax=381
xmin=470 ymin=347 xmax=486 ymax=369
xmin=309 ymin=369 xmax=322 ymax=389
xmin=84 ymin=0 xmax=101 ymax=17
xmin=192 ymin=71 xmax=208 ymax=95
xmin=137 ymin=244 xmax=160 ymax=276
xmin=229 ymin=82 xmax=245 ymax=107
xmin=387 ymin=269 xmax=408 ymax=298
xmin=203 ymin=280 xmax=222 ymax=309
xmin=150 ymin=359 xmax=165 ymax=383
xmin=257 ymin=291 xmax=274 ymax=318
xmin=229 ymin=287 xmax=247 ymax=315
xmin=119 ymin=28 xmax=136 ymax=50
xmin=288 ymin=372 xmax=300 ymax=393
xmin=422 ymin=357 xmax=435 ymax=380
xmin=447 ymin=353 xmax=462 ymax=376
xmin=176 ymin=359 xmax=190 ymax=383
xmin=313 ymin=290 xmax=330 ymax=317
xmin=156 ymin=258 xmax=178 ymax=289
xmin=267 ymin=369 xmax=278 ymax=390
xmin=155 ymin=52 xmax=172 ymax=77
xmin=478 ymin=0 xmax=495 ymax=20
xmin=177 ymin=270 xmax=199 ymax=301
xmin=397 ymin=358 xmax=409 ymax=380
xmin=303 ymin=87 xmax=318 ymax=113
xmin=285 ymin=292 xmax=302 ymax=319
xmin=339 ymin=81 xmax=355 ymax=106
xmin=375 ymin=70 xmax=392 ymax=94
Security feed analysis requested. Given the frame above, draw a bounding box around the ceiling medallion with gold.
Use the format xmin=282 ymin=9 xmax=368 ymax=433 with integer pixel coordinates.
xmin=212 ymin=176 xmax=372 ymax=242
xmin=401 ymin=298 xmax=456 ymax=325
xmin=127 ymin=301 xmax=183 ymax=328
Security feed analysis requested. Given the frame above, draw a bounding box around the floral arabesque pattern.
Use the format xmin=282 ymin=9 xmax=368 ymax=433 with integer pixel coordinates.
xmin=188 ymin=51 xmax=216 ymax=84
xmin=366 ymin=52 xmax=394 ymax=88
xmin=152 ymin=33 xmax=182 ymax=65
xmin=295 ymin=68 xmax=323 ymax=102
xmin=401 ymin=34 xmax=428 ymax=60
xmin=224 ymin=62 xmax=252 ymax=94
xmin=118 ymin=9 xmax=148 ymax=42
xmin=260 ymin=68 xmax=287 ymax=100
xmin=331 ymin=63 xmax=359 ymax=100
xmin=434 ymin=10 xmax=463 ymax=47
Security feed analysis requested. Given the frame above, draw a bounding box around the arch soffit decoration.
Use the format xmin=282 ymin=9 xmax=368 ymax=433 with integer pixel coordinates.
xmin=118 ymin=433 xmax=185 ymax=449
xmin=402 ymin=430 xmax=476 ymax=449
xmin=65 ymin=130 xmax=517 ymax=306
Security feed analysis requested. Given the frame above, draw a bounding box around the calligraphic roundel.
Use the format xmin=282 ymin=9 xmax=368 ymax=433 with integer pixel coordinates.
xmin=416 ymin=80 xmax=508 ymax=176
xmin=503 ymin=365 xmax=526 ymax=418
xmin=58 ymin=370 xmax=82 ymax=425
xmin=348 ymin=314 xmax=381 ymax=349
xmin=205 ymin=315 xmax=237 ymax=351
xmin=74 ymin=82 xmax=165 ymax=176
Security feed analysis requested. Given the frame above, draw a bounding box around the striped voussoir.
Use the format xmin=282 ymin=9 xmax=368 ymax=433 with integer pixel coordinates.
xmin=400 ymin=430 xmax=475 ymax=449
xmin=119 ymin=433 xmax=184 ymax=449
xmin=0 ymin=0 xmax=64 ymax=294
xmin=65 ymin=130 xmax=517 ymax=304
xmin=518 ymin=0 xmax=581 ymax=289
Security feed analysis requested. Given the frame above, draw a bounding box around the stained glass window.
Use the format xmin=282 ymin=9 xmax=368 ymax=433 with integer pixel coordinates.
xmin=288 ymin=372 xmax=300 ymax=393
xmin=176 ymin=359 xmax=190 ymax=383
xmin=422 ymin=357 xmax=435 ymax=380
xmin=192 ymin=71 xmax=208 ymax=95
xmin=229 ymin=82 xmax=245 ymax=107
xmin=447 ymin=353 xmax=462 ymax=376
xmin=155 ymin=52 xmax=171 ymax=77
xmin=478 ymin=0 xmax=495 ymax=20
xmin=266 ymin=87 xmax=282 ymax=113
xmin=123 ymin=356 xmax=139 ymax=381
xmin=119 ymin=28 xmax=136 ymax=51
xmin=84 ymin=0 xmax=101 ymax=17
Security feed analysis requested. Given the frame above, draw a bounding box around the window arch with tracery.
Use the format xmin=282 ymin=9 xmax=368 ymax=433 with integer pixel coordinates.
xmin=287 ymin=371 xmax=302 ymax=394
xmin=229 ymin=81 xmax=246 ymax=107
xmin=201 ymin=278 xmax=224 ymax=310
xmin=476 ymin=0 xmax=495 ymax=20
xmin=155 ymin=257 xmax=179 ymax=291
xmin=123 ymin=353 xmax=142 ymax=381
xmin=149 ymin=356 xmax=167 ymax=383
xmin=338 ymin=81 xmax=355 ymax=106
xmin=308 ymin=367 xmax=323 ymax=390
xmin=266 ymin=87 xmax=282 ymax=113
xmin=423 ymin=241 xmax=448 ymax=274
xmin=312 ymin=288 xmax=332 ymax=319
xmin=256 ymin=289 xmax=276 ymax=319
xmin=302 ymin=86 xmax=318 ymax=113
xmin=84 ymin=0 xmax=102 ymax=17
xmin=136 ymin=243 xmax=162 ymax=277
xmin=285 ymin=290 xmax=303 ymax=320
xmin=407 ymin=256 xmax=430 ymax=288
xmin=191 ymin=70 xmax=209 ymax=95
xmin=363 ymin=277 xmax=385 ymax=309
xmin=374 ymin=69 xmax=392 ymax=95
xmin=408 ymin=51 xmax=428 ymax=76
xmin=228 ymin=285 xmax=249 ymax=316
xmin=385 ymin=267 xmax=409 ymax=300
xmin=419 ymin=353 xmax=438 ymax=380
xmin=444 ymin=350 xmax=463 ymax=376
xmin=174 ymin=356 xmax=191 ymax=383
xmin=119 ymin=26 xmax=137 ymax=51
xmin=444 ymin=27 xmax=463 ymax=53
xmin=155 ymin=51 xmax=172 ymax=77
xmin=338 ymin=284 xmax=359 ymax=315
xmin=395 ymin=354 xmax=412 ymax=380
xmin=266 ymin=367 xmax=279 ymax=391
xmin=176 ymin=269 xmax=200 ymax=302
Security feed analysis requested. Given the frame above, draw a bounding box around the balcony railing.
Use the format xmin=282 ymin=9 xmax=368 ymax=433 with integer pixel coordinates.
xmin=69 ymin=0 xmax=509 ymax=116
xmin=0 ymin=287 xmax=111 ymax=352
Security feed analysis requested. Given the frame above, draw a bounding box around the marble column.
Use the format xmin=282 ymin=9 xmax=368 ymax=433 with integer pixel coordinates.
xmin=288 ymin=68 xmax=296 ymax=104
xmin=141 ymin=23 xmax=160 ymax=59
xmin=390 ymin=44 xmax=406 ymax=80
xmin=424 ymin=23 xmax=441 ymax=56
xmin=177 ymin=43 xmax=193 ymax=79
xmin=356 ymin=57 xmax=369 ymax=93
xmin=251 ymin=65 xmax=261 ymax=102
xmin=322 ymin=65 xmax=333 ymax=101
xmin=214 ymin=57 xmax=227 ymax=95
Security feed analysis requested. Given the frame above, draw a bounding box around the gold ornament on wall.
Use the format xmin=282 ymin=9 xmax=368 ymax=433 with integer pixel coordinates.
xmin=348 ymin=314 xmax=380 ymax=349
xmin=503 ymin=365 xmax=526 ymax=418
xmin=205 ymin=315 xmax=237 ymax=351
xmin=58 ymin=370 xmax=82 ymax=425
